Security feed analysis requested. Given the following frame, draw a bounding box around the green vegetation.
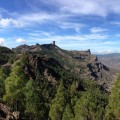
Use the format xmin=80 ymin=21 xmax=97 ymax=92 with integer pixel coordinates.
xmin=105 ymin=74 xmax=120 ymax=120
xmin=0 ymin=53 xmax=109 ymax=119
xmin=0 ymin=67 xmax=10 ymax=100
xmin=25 ymin=79 xmax=47 ymax=120
xmin=0 ymin=45 xmax=119 ymax=120
xmin=0 ymin=46 xmax=13 ymax=64
xmin=49 ymin=78 xmax=108 ymax=120
xmin=49 ymin=81 xmax=67 ymax=120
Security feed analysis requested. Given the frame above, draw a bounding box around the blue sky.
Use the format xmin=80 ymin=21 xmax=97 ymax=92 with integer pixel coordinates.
xmin=0 ymin=0 xmax=120 ymax=54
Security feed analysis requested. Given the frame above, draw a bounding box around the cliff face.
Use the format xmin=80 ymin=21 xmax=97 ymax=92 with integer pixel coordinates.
xmin=69 ymin=50 xmax=116 ymax=91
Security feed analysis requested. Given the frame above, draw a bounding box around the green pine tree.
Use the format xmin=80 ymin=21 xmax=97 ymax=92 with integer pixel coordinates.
xmin=49 ymin=81 xmax=67 ymax=120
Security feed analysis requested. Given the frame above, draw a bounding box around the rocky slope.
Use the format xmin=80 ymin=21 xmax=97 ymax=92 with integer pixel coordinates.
xmin=11 ymin=43 xmax=117 ymax=91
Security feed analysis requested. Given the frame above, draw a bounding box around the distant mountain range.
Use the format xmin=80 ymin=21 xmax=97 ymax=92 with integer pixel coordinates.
xmin=98 ymin=53 xmax=120 ymax=71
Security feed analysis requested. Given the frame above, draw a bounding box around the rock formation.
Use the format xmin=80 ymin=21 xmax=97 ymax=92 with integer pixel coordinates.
xmin=0 ymin=103 xmax=20 ymax=120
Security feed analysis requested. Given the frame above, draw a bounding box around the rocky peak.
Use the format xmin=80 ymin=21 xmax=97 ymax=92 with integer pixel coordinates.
xmin=12 ymin=43 xmax=58 ymax=54
xmin=12 ymin=44 xmax=42 ymax=53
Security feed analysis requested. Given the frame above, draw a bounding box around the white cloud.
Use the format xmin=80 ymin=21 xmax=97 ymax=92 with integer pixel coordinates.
xmin=19 ymin=12 xmax=87 ymax=33
xmin=115 ymin=34 xmax=120 ymax=37
xmin=29 ymin=31 xmax=54 ymax=38
xmin=20 ymin=13 xmax=54 ymax=22
xmin=103 ymin=41 xmax=113 ymax=45
xmin=60 ymin=1 xmax=106 ymax=16
xmin=0 ymin=18 xmax=12 ymax=27
xmin=0 ymin=0 xmax=120 ymax=30
xmin=84 ymin=33 xmax=108 ymax=40
xmin=0 ymin=38 xmax=5 ymax=45
xmin=35 ymin=34 xmax=106 ymax=41
xmin=28 ymin=31 xmax=108 ymax=46
xmin=8 ymin=12 xmax=85 ymax=31
xmin=0 ymin=18 xmax=24 ymax=28
xmin=59 ymin=22 xmax=85 ymax=32
xmin=102 ymin=41 xmax=119 ymax=45
xmin=42 ymin=0 xmax=120 ymax=17
xmin=110 ymin=21 xmax=120 ymax=26
xmin=0 ymin=8 xmax=25 ymax=28
xmin=18 ymin=12 xmax=65 ymax=27
xmin=95 ymin=49 xmax=118 ymax=54
xmin=0 ymin=12 xmax=70 ymax=28
xmin=90 ymin=27 xmax=108 ymax=33
xmin=16 ymin=38 xmax=26 ymax=43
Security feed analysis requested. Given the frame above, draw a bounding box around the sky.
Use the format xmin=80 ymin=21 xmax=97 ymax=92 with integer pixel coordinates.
xmin=0 ymin=0 xmax=120 ymax=54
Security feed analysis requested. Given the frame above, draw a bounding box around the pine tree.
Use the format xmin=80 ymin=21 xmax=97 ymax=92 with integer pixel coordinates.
xmin=25 ymin=79 xmax=46 ymax=120
xmin=3 ymin=61 xmax=28 ymax=113
xmin=49 ymin=81 xmax=67 ymax=120
xmin=0 ymin=67 xmax=8 ymax=100
xmin=62 ymin=104 xmax=74 ymax=120
xmin=105 ymin=74 xmax=120 ymax=120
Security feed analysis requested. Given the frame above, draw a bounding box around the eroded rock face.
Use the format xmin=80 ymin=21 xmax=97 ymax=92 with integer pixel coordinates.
xmin=70 ymin=50 xmax=116 ymax=91
xmin=23 ymin=55 xmax=63 ymax=85
xmin=12 ymin=111 xmax=20 ymax=120
xmin=0 ymin=103 xmax=20 ymax=120
xmin=84 ymin=59 xmax=114 ymax=90
xmin=12 ymin=44 xmax=42 ymax=53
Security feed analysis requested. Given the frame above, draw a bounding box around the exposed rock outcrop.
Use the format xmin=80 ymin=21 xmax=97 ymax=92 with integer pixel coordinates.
xmin=12 ymin=44 xmax=42 ymax=53
xmin=0 ymin=103 xmax=20 ymax=120
xmin=70 ymin=50 xmax=116 ymax=91
xmin=23 ymin=55 xmax=63 ymax=85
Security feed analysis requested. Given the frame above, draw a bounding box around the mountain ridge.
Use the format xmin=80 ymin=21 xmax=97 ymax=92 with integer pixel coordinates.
xmin=0 ymin=43 xmax=117 ymax=91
